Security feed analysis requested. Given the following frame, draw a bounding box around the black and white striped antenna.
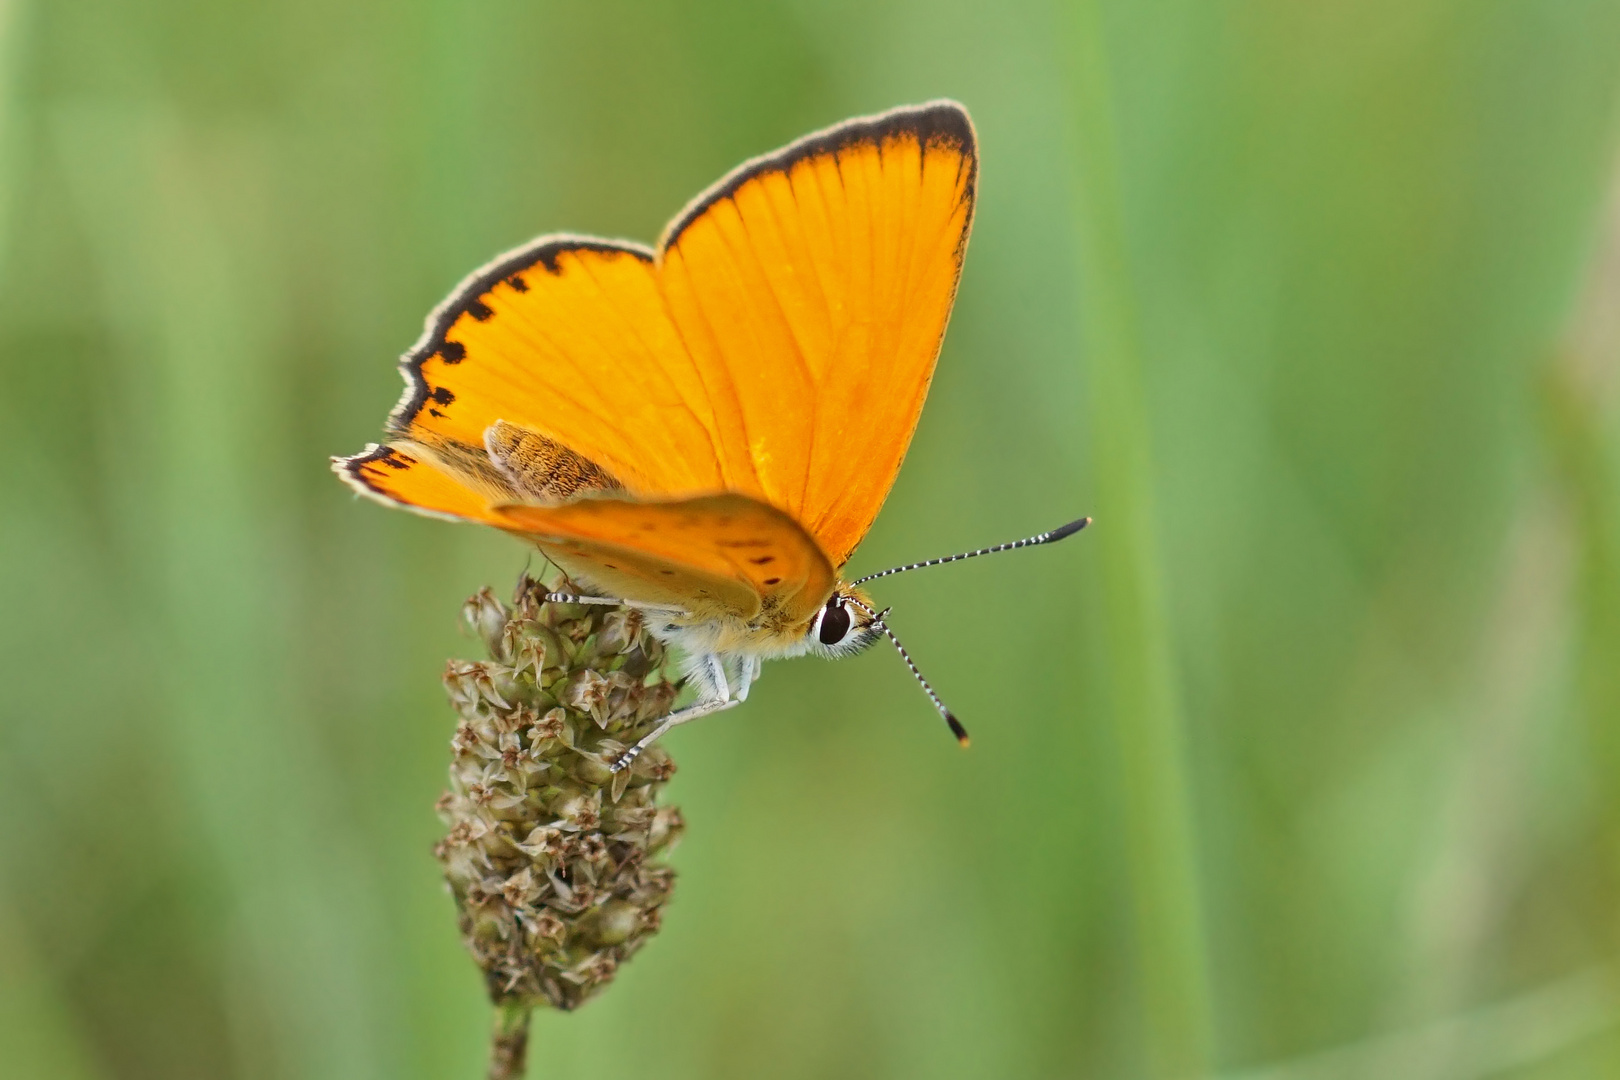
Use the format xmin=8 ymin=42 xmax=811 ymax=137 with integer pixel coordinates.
xmin=846 ymin=515 xmax=1091 ymax=748
xmin=847 ymin=599 xmax=970 ymax=747
xmin=851 ymin=516 xmax=1091 ymax=586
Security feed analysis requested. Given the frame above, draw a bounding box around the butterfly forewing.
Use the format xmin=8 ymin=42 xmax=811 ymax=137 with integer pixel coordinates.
xmin=394 ymin=241 xmax=728 ymax=496
xmin=660 ymin=103 xmax=977 ymax=567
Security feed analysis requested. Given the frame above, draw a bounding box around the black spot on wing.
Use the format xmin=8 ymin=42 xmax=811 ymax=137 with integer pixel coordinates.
xmin=661 ymin=100 xmax=976 ymax=252
xmin=506 ymin=275 xmax=528 ymax=292
xmin=387 ymin=236 xmax=654 ymax=435
xmin=749 ymin=555 xmax=776 ymax=565
xmin=336 ymin=443 xmax=416 ymax=498
xmin=430 ymin=386 xmax=454 ymax=405
xmin=763 ymin=577 xmax=782 ymax=586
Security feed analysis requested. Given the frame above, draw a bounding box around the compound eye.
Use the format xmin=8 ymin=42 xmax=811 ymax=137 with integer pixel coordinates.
xmin=817 ymin=596 xmax=852 ymax=646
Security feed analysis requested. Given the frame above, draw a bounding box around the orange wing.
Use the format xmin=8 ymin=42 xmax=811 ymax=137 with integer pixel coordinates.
xmin=340 ymin=441 xmax=511 ymax=521
xmin=494 ymin=493 xmax=835 ymax=625
xmin=338 ymin=445 xmax=828 ymax=624
xmin=336 ymin=101 xmax=976 ymax=585
xmin=375 ymin=238 xmax=730 ymax=497
xmin=658 ymin=102 xmax=976 ymax=566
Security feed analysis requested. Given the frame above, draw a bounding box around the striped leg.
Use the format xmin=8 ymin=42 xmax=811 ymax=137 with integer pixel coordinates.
xmin=542 ymin=591 xmax=687 ymax=617
xmin=609 ymin=654 xmax=758 ymax=773
xmin=608 ymin=694 xmax=739 ymax=773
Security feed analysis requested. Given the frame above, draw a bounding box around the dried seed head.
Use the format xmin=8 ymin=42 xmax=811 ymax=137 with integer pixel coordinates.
xmin=464 ymin=587 xmax=512 ymax=661
xmin=436 ymin=574 xmax=685 ymax=1013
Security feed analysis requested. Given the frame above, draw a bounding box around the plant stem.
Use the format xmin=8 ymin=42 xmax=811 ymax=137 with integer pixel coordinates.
xmin=488 ymin=1000 xmax=532 ymax=1080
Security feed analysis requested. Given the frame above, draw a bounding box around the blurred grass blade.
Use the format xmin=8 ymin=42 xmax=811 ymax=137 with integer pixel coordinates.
xmin=1060 ymin=2 xmax=1213 ymax=1075
xmin=1219 ymin=966 xmax=1620 ymax=1080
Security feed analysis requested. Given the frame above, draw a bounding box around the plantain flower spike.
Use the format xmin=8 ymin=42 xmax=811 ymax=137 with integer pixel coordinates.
xmin=434 ymin=573 xmax=685 ymax=1078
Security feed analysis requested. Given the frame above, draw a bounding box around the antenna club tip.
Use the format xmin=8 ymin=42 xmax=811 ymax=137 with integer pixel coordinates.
xmin=1049 ymin=516 xmax=1093 ymax=542
xmin=945 ymin=713 xmax=970 ymax=746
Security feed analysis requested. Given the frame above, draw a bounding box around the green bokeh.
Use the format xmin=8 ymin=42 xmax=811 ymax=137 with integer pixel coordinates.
xmin=3 ymin=1 xmax=1619 ymax=1078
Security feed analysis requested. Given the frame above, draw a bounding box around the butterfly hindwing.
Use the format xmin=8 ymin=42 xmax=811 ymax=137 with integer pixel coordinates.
xmin=339 ymin=441 xmax=515 ymax=523
xmin=493 ymin=493 xmax=835 ymax=626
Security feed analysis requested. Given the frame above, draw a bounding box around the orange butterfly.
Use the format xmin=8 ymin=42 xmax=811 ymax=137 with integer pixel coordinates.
xmin=335 ymin=101 xmax=1088 ymax=769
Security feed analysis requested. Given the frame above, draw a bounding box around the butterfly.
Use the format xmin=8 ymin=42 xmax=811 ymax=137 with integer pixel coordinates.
xmin=334 ymin=100 xmax=1088 ymax=770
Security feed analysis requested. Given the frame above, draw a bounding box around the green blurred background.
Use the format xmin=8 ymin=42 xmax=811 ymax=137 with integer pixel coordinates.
xmin=3 ymin=1 xmax=1620 ymax=1077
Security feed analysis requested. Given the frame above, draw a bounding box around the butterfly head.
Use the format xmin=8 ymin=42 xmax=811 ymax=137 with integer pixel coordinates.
xmin=806 ymin=586 xmax=885 ymax=658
